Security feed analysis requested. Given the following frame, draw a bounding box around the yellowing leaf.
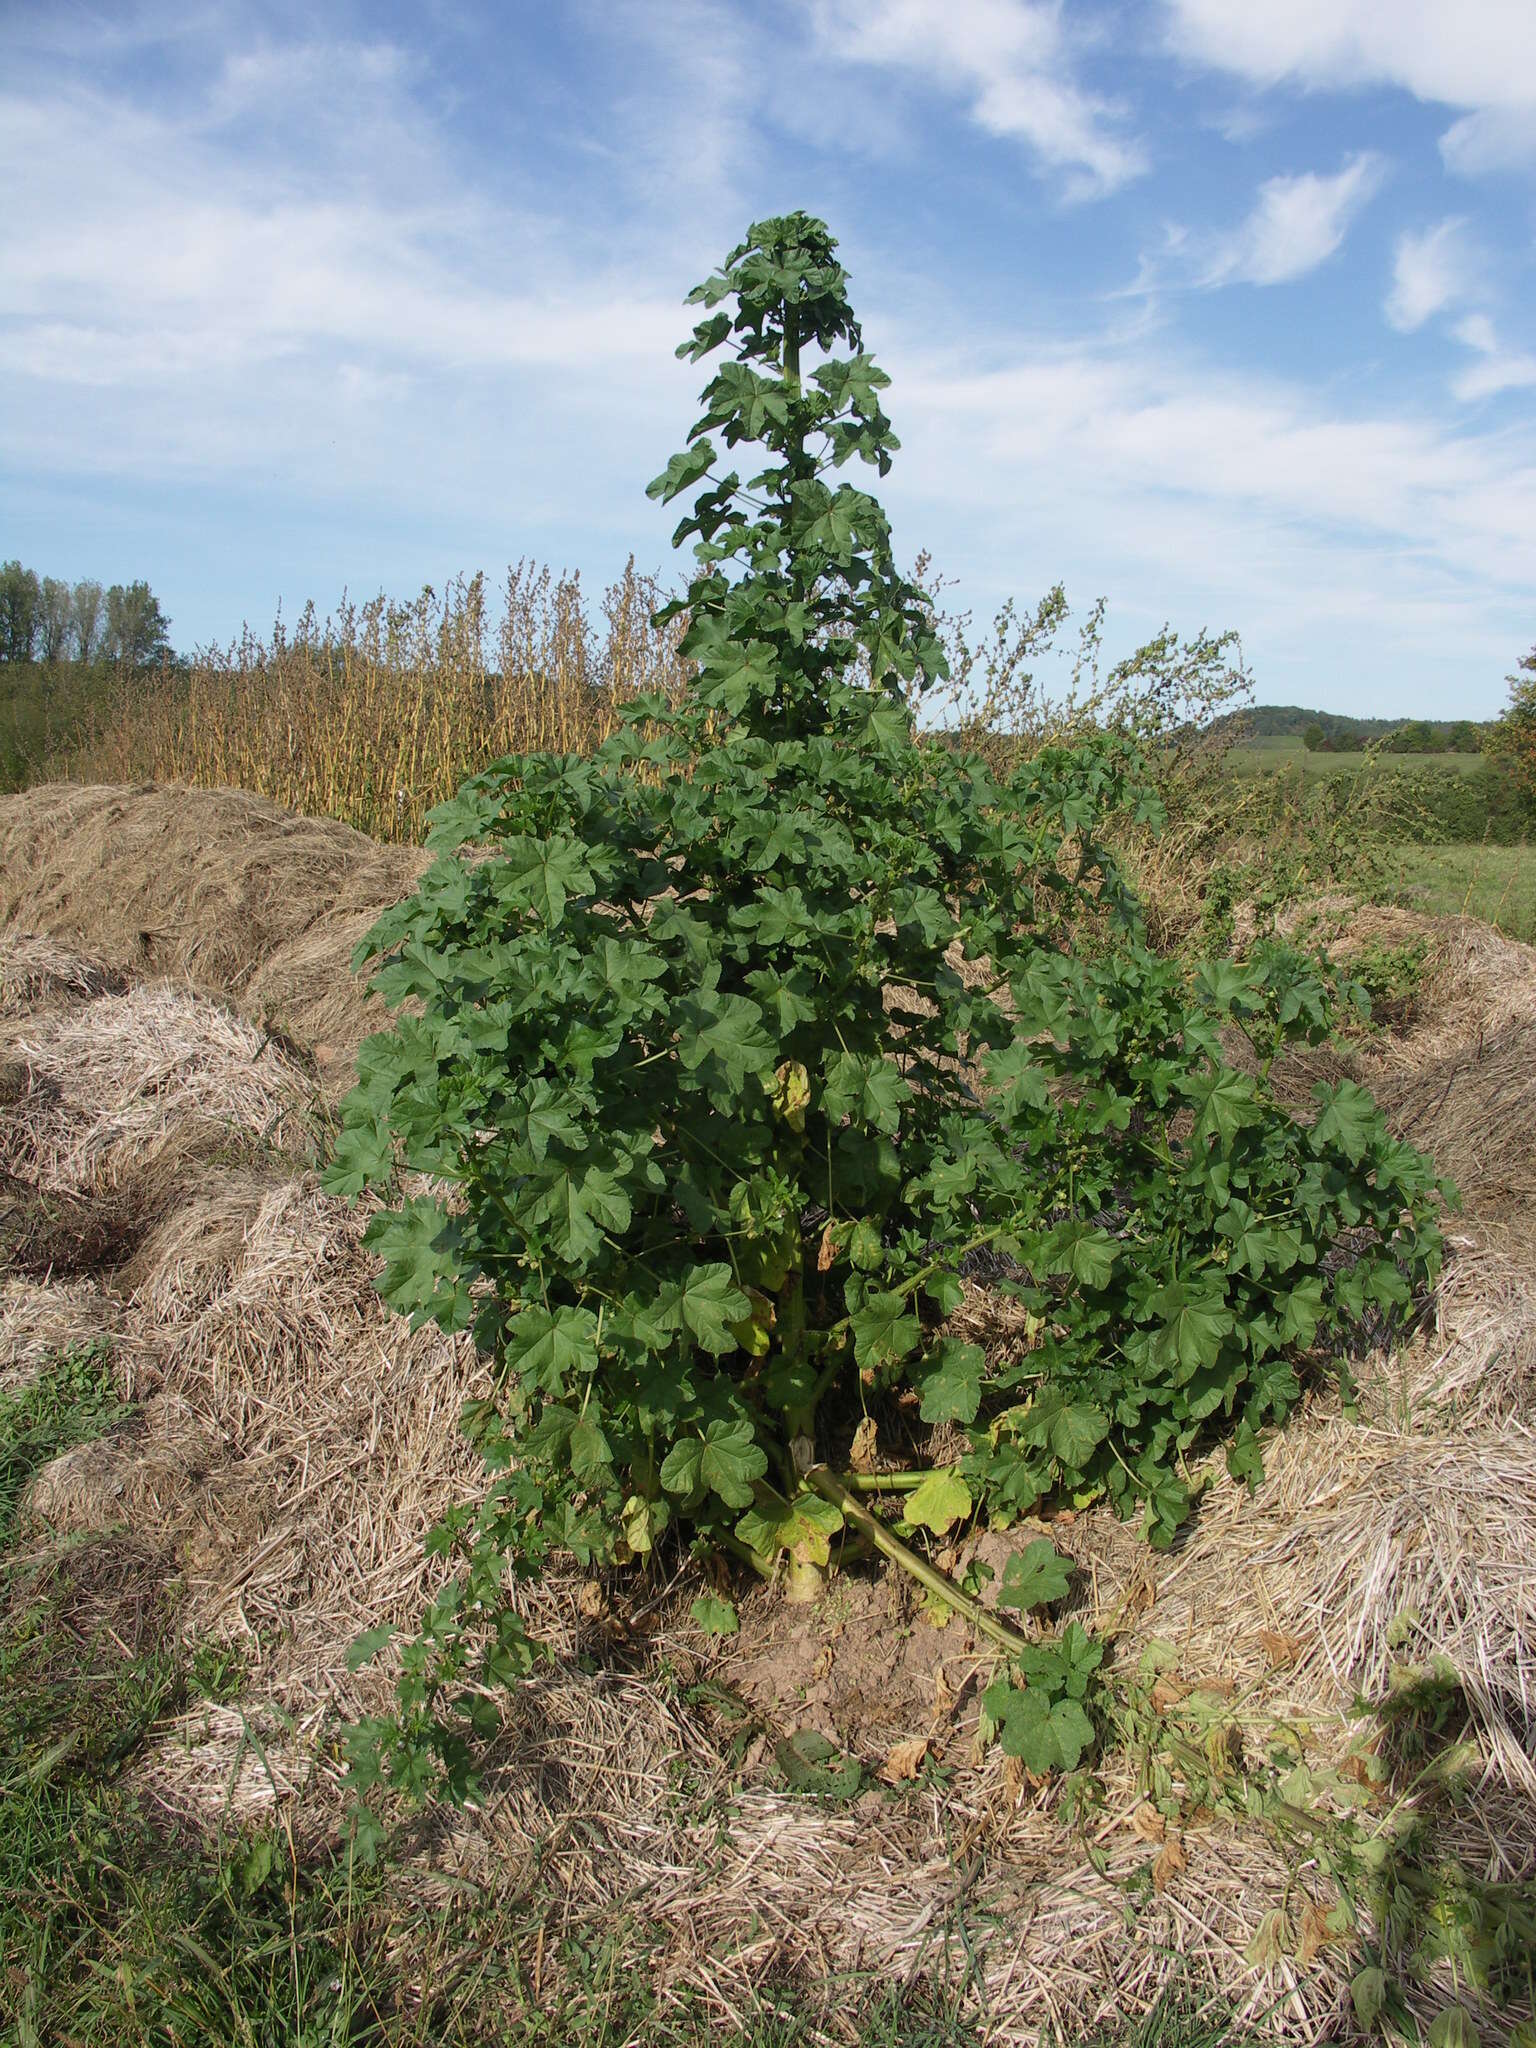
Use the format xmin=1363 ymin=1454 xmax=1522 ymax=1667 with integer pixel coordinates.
xmin=903 ymin=1469 xmax=973 ymax=1536
xmin=772 ymin=1059 xmax=811 ymax=1132
xmin=1244 ymin=1908 xmax=1291 ymax=1969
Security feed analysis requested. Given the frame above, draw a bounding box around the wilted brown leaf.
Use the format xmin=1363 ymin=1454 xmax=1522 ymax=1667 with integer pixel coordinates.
xmin=817 ymin=1223 xmax=836 ymax=1272
xmin=882 ymin=1735 xmax=932 ymax=1783
xmin=1150 ymin=1674 xmax=1188 ymax=1713
xmin=1130 ymin=1802 xmax=1166 ymax=1844
xmin=849 ymin=1416 xmax=879 ymax=1474
xmin=1296 ymin=1900 xmax=1339 ymax=1966
xmin=1258 ymin=1629 xmax=1306 ymax=1670
xmin=1152 ymin=1832 xmax=1187 ymax=1891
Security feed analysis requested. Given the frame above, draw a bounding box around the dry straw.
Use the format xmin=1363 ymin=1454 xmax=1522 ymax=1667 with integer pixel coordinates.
xmin=1 ymin=812 xmax=1534 ymax=2042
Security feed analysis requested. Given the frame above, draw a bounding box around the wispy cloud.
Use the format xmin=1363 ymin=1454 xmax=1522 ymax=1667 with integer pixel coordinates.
xmin=1200 ymin=156 xmax=1385 ymax=287
xmin=1130 ymin=156 xmax=1385 ymax=298
xmin=805 ymin=0 xmax=1146 ymax=198
xmin=1441 ymin=107 xmax=1536 ymax=179
xmin=1451 ymin=314 xmax=1536 ymax=403
xmin=881 ymin=326 xmax=1536 ymax=711
xmin=1385 ymin=218 xmax=1478 ymax=332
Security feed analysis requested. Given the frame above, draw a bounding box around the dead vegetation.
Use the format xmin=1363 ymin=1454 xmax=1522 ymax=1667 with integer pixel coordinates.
xmin=2 ymin=783 xmax=1534 ymax=2044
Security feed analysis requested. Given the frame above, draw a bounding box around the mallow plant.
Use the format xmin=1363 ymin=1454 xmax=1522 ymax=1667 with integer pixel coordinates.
xmin=327 ymin=214 xmax=1447 ymax=1807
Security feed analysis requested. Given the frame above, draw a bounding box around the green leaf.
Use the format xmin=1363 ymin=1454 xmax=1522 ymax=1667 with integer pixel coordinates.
xmin=1149 ymin=1283 xmax=1234 ymax=1377
xmin=1040 ymin=1392 xmax=1114 ymax=1474
xmin=645 ymin=440 xmax=716 ymax=503
xmin=496 ymin=835 xmax=593 ymax=927
xmin=1042 ymin=1222 xmax=1117 ymax=1288
xmin=903 ymin=1469 xmax=972 ymax=1535
xmin=569 ymin=1413 xmax=614 ymax=1480
xmin=981 ymin=1680 xmax=1094 ymax=1771
xmin=1349 ymin=1967 xmax=1386 ymax=2032
xmin=345 ymin=1624 xmax=395 ymax=1673
xmin=1311 ymin=1079 xmax=1383 ymax=1164
xmin=690 ymin=1593 xmax=740 ymax=1637
xmin=531 ymin=1166 xmax=632 ymax=1265
xmin=363 ymin=1197 xmax=464 ymax=1326
xmin=504 ymin=1306 xmax=600 ymax=1395
xmin=822 ymin=1051 xmax=909 ymax=1134
xmin=775 ymin=1728 xmax=864 ymax=1799
xmin=918 ymin=1339 xmax=984 ymax=1425
xmin=655 ymin=1264 xmax=752 ymax=1355
xmin=996 ymin=1539 xmax=1073 ymax=1613
xmin=735 ymin=1488 xmax=843 ymax=1567
xmin=1187 ymin=1065 xmax=1261 ymax=1147
xmin=321 ymin=1117 xmax=395 ymax=1198
xmin=674 ymin=988 xmax=775 ymax=1089
xmin=850 ymin=1290 xmax=920 ymax=1372
xmin=984 ymin=1041 xmax=1052 ymax=1115
xmin=1427 ymin=2010 xmax=1481 ymax=2048
xmin=660 ymin=1420 xmax=768 ymax=1510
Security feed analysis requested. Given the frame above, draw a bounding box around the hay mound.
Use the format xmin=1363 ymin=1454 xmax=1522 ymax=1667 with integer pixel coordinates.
xmin=114 ymin=1174 xmax=493 ymax=1706
xmin=0 ymin=1276 xmax=118 ymax=1393
xmin=4 ymin=985 xmax=314 ymax=1197
xmin=1 ymin=815 xmax=1532 ymax=2040
xmin=0 ymin=934 xmax=125 ymax=1018
xmin=0 ymin=782 xmax=427 ymax=1082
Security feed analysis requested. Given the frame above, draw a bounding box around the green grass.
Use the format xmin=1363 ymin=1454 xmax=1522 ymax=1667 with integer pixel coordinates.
xmin=1228 ymin=737 xmax=1485 ymax=778
xmin=1377 ymin=841 xmax=1536 ymax=944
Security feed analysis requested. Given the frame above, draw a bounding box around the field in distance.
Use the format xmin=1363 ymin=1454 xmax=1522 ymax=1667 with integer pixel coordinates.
xmin=1227 ymin=734 xmax=1486 ymax=778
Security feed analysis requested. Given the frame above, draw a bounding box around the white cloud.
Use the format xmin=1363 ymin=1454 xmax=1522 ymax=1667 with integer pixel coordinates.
xmin=1163 ymin=0 xmax=1536 ymax=110
xmin=1385 ymin=218 xmax=1477 ymax=332
xmin=1441 ymin=108 xmax=1536 ymax=178
xmin=1199 ymin=156 xmax=1385 ymax=288
xmin=1451 ymin=314 xmax=1536 ymax=402
xmin=1163 ymin=0 xmax=1536 ymax=177
xmin=878 ymin=330 xmax=1536 ymax=711
xmin=806 ymin=0 xmax=1146 ymax=197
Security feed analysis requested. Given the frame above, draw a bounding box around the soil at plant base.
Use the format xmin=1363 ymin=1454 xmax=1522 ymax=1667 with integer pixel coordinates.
xmin=2 ymin=783 xmax=1534 ymax=2044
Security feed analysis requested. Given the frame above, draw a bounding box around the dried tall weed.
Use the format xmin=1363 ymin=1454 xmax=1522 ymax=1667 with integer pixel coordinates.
xmin=60 ymin=559 xmax=691 ymax=843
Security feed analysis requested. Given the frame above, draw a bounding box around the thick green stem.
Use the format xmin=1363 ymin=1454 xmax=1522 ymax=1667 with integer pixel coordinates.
xmin=805 ymin=1467 xmax=1031 ymax=1657
xmin=834 ymin=1469 xmax=932 ymax=1494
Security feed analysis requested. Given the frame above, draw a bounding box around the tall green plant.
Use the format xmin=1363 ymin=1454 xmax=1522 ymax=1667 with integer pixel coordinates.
xmin=329 ymin=215 xmax=1447 ymax=1804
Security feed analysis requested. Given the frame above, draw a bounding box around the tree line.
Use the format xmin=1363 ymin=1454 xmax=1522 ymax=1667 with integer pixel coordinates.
xmin=0 ymin=561 xmax=172 ymax=668
xmin=1302 ymin=716 xmax=1487 ymax=754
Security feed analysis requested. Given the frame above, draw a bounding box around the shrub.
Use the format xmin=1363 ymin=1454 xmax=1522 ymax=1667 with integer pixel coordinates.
xmin=329 ymin=214 xmax=1448 ymax=1805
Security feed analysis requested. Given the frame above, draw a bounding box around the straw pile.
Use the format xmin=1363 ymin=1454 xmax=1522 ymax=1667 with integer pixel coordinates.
xmin=1 ymin=792 xmax=1533 ymax=2044
xmin=0 ymin=783 xmax=428 ymax=1086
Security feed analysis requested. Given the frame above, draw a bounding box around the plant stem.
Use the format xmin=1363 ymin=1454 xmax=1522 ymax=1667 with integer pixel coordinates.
xmin=804 ymin=1467 xmax=1031 ymax=1657
xmin=834 ymin=1469 xmax=931 ymax=1494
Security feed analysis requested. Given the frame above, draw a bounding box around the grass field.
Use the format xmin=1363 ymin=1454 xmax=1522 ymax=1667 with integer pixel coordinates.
xmin=1227 ymin=736 xmax=1486 ymax=778
xmin=1378 ymin=841 xmax=1536 ymax=944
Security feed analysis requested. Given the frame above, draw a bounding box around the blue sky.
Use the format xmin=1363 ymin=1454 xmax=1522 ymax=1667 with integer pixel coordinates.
xmin=2 ymin=0 xmax=1534 ymax=717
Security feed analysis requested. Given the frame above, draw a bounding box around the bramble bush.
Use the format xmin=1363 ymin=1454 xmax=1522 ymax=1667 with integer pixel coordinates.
xmin=328 ymin=215 xmax=1448 ymax=1808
